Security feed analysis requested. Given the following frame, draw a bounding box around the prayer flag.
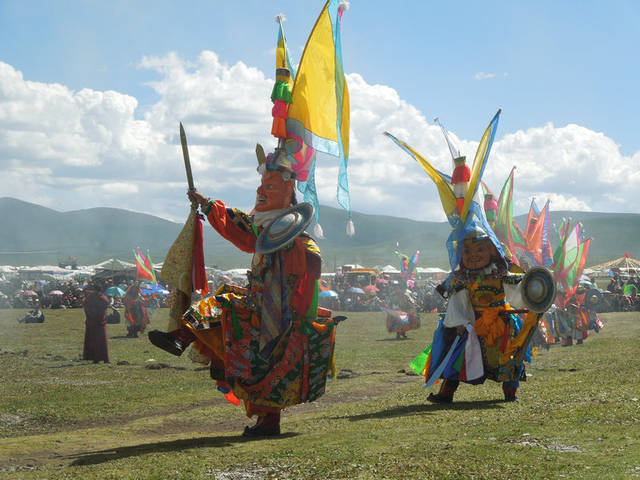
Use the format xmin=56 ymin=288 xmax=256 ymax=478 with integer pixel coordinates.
xmin=494 ymin=168 xmax=526 ymax=263
xmin=134 ymin=248 xmax=157 ymax=284
xmin=284 ymin=0 xmax=352 ymax=228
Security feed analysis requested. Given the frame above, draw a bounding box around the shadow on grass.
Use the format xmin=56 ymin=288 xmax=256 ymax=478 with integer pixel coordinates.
xmin=67 ymin=432 xmax=300 ymax=466
xmin=375 ymin=337 xmax=410 ymax=342
xmin=328 ymin=399 xmax=504 ymax=422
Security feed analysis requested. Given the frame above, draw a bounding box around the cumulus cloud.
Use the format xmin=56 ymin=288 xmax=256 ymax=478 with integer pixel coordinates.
xmin=0 ymin=55 xmax=638 ymax=226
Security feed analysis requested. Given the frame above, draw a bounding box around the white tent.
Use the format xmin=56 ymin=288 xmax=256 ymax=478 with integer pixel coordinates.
xmin=94 ymin=259 xmax=135 ymax=271
xmin=415 ymin=267 xmax=448 ymax=274
xmin=381 ymin=265 xmax=400 ymax=273
xmin=220 ymin=268 xmax=250 ymax=277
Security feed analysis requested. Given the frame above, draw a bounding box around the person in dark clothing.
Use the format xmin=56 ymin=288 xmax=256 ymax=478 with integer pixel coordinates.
xmin=18 ymin=308 xmax=45 ymax=323
xmin=82 ymin=281 xmax=110 ymax=363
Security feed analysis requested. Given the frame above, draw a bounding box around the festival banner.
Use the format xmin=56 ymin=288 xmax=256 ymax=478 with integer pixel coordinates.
xmin=134 ymin=248 xmax=157 ymax=285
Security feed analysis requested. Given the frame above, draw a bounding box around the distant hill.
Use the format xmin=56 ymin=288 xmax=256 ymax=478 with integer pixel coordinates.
xmin=0 ymin=197 xmax=638 ymax=270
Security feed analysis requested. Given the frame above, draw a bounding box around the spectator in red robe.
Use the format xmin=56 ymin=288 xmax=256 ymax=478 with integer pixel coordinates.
xmin=82 ymin=280 xmax=110 ymax=363
xmin=123 ymin=285 xmax=150 ymax=338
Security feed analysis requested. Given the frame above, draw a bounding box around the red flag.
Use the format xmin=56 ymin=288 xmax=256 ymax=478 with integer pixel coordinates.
xmin=625 ymin=252 xmax=630 ymax=259
xmin=192 ymin=214 xmax=209 ymax=295
xmin=134 ymin=249 xmax=156 ymax=284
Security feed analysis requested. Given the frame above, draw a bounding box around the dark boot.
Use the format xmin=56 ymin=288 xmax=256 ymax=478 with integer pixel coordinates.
xmin=148 ymin=330 xmax=187 ymax=356
xmin=427 ymin=379 xmax=458 ymax=404
xmin=502 ymin=383 xmax=518 ymax=402
xmin=242 ymin=412 xmax=281 ymax=437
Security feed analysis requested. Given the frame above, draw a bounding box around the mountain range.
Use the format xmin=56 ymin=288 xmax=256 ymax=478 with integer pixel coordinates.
xmin=0 ymin=197 xmax=638 ymax=270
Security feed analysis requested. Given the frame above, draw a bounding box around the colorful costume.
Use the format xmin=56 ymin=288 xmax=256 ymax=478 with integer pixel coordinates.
xmin=385 ymin=289 xmax=420 ymax=338
xmin=422 ymin=262 xmax=537 ymax=401
xmin=150 ymin=1 xmax=351 ymax=435
xmin=181 ymin=201 xmax=337 ymax=416
xmin=387 ymin=111 xmax=547 ymax=402
xmin=123 ymin=286 xmax=150 ymax=338
xmin=556 ymin=290 xmax=603 ymax=346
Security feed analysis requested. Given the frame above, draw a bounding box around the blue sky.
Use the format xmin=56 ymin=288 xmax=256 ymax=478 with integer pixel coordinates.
xmin=0 ymin=0 xmax=639 ymax=223
xmin=3 ymin=1 xmax=638 ymax=153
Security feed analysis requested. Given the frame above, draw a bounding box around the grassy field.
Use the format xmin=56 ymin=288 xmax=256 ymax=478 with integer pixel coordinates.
xmin=0 ymin=307 xmax=639 ymax=479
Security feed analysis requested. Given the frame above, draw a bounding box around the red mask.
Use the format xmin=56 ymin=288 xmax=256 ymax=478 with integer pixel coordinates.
xmin=254 ymin=171 xmax=294 ymax=212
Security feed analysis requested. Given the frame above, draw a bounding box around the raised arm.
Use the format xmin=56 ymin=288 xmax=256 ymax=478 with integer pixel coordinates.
xmin=188 ymin=189 xmax=257 ymax=253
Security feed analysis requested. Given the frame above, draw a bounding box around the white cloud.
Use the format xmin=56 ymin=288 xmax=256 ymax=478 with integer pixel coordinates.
xmin=474 ymin=72 xmax=508 ymax=80
xmin=535 ymin=193 xmax=592 ymax=212
xmin=0 ymin=55 xmax=638 ymax=226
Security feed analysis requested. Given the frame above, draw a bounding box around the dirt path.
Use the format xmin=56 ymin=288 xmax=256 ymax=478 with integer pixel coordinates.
xmin=0 ymin=370 xmax=419 ymax=473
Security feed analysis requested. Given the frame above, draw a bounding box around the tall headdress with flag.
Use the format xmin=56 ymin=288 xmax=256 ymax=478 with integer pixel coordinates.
xmin=134 ymin=248 xmax=157 ymax=285
xmin=396 ymin=249 xmax=410 ymax=273
xmin=260 ymin=1 xmax=352 ymax=238
xmin=394 ymin=245 xmax=419 ymax=279
xmin=385 ymin=110 xmax=505 ymax=284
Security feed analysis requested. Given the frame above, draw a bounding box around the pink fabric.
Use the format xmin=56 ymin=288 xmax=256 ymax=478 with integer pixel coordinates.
xmin=272 ymin=99 xmax=288 ymax=119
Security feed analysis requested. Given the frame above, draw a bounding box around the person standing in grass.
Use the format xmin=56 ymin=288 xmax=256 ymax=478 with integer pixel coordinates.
xmin=148 ymin=0 xmax=351 ymax=437
xmin=387 ymin=110 xmax=551 ymax=403
xmin=82 ymin=280 xmax=110 ymax=363
xmin=123 ymin=285 xmax=150 ymax=338
xmin=150 ymin=160 xmax=336 ymax=437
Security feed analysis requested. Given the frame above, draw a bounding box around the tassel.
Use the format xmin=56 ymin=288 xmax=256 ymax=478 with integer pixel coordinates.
xmin=271 ymin=99 xmax=289 ymax=139
xmin=313 ymin=223 xmax=325 ymax=239
xmin=346 ymin=218 xmax=355 ymax=237
xmin=271 ymin=117 xmax=287 ymax=139
xmin=271 ymin=81 xmax=293 ymax=104
xmin=224 ymin=391 xmax=242 ymax=406
xmin=216 ymin=382 xmax=241 ymax=406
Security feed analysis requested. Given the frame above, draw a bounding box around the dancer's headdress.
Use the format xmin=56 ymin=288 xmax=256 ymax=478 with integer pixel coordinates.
xmin=256 ymin=1 xmax=353 ymax=238
xmin=385 ymin=110 xmax=506 ymax=283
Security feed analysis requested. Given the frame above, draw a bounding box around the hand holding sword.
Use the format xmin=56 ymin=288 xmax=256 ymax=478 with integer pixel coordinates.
xmin=180 ymin=122 xmax=209 ymax=211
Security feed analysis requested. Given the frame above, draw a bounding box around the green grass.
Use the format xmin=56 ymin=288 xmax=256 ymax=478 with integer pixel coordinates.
xmin=0 ymin=308 xmax=639 ymax=479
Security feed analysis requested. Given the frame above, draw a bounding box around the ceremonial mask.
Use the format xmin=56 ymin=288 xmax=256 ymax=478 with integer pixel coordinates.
xmin=254 ymin=171 xmax=294 ymax=212
xmin=461 ymin=236 xmax=496 ymax=271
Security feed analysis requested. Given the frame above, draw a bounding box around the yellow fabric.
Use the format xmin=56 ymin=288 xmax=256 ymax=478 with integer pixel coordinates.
xmin=474 ymin=307 xmax=505 ymax=348
xmin=500 ymin=311 xmax=539 ymax=364
xmin=160 ymin=209 xmax=195 ymax=295
xmin=341 ymin=81 xmax=350 ymax=158
xmin=288 ymin=3 xmax=342 ymax=144
xmin=159 ymin=208 xmax=196 ymax=331
xmin=397 ymin=140 xmax=457 ymax=218
xmin=460 ymin=118 xmax=495 ymax=222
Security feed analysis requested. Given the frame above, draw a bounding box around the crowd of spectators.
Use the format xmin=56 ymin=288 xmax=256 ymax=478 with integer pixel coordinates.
xmin=316 ymin=273 xmax=447 ymax=314
xmin=601 ymin=274 xmax=640 ymax=312
xmin=0 ymin=276 xmax=169 ymax=311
